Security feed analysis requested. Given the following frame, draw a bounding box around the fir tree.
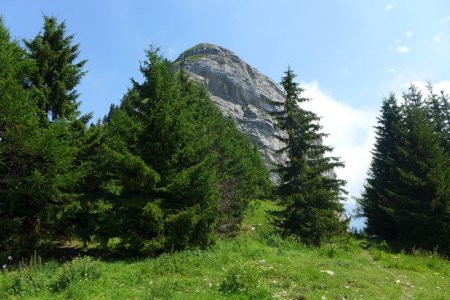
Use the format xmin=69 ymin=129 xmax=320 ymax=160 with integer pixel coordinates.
xmin=392 ymin=86 xmax=450 ymax=250
xmin=83 ymin=48 xmax=270 ymax=254
xmin=361 ymin=86 xmax=450 ymax=253
xmin=359 ymin=94 xmax=403 ymax=239
xmin=0 ymin=19 xmax=81 ymax=253
xmin=24 ymin=16 xmax=86 ymax=121
xmin=272 ymin=67 xmax=347 ymax=245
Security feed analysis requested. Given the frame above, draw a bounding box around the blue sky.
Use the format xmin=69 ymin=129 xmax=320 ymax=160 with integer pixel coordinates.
xmin=1 ymin=1 xmax=450 ymax=216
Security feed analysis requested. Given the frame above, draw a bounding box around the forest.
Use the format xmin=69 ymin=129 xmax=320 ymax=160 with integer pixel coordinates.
xmin=0 ymin=15 xmax=449 ymax=299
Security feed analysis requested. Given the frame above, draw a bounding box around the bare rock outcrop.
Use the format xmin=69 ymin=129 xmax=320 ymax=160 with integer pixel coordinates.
xmin=172 ymin=43 xmax=287 ymax=176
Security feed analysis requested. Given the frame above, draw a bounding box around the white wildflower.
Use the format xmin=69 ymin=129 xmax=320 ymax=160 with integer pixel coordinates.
xmin=320 ymin=270 xmax=335 ymax=276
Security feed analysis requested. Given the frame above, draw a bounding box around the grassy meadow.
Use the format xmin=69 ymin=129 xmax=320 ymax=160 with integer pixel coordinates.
xmin=0 ymin=200 xmax=448 ymax=299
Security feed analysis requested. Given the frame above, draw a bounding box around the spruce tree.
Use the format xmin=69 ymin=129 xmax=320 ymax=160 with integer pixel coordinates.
xmin=24 ymin=15 xmax=86 ymax=121
xmin=425 ymin=86 xmax=450 ymax=150
xmin=359 ymin=94 xmax=403 ymax=239
xmin=392 ymin=86 xmax=450 ymax=250
xmin=83 ymin=48 xmax=269 ymax=254
xmin=361 ymin=86 xmax=450 ymax=253
xmin=0 ymin=18 xmax=81 ymax=253
xmin=272 ymin=67 xmax=347 ymax=245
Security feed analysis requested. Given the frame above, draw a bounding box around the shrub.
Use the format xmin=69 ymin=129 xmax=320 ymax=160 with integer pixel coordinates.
xmin=219 ymin=264 xmax=270 ymax=298
xmin=2 ymin=253 xmax=46 ymax=297
xmin=51 ymin=256 xmax=101 ymax=292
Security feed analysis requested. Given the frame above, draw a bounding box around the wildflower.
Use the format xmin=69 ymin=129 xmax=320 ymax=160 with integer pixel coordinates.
xmin=320 ymin=270 xmax=335 ymax=276
xmin=259 ymin=259 xmax=266 ymax=264
xmin=2 ymin=264 xmax=6 ymax=269
xmin=395 ymin=279 xmax=401 ymax=284
xmin=7 ymin=256 xmax=12 ymax=261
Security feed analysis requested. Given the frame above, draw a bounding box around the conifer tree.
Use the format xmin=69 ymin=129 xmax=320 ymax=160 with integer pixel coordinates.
xmin=24 ymin=16 xmax=86 ymax=121
xmin=83 ymin=48 xmax=269 ymax=254
xmin=392 ymin=87 xmax=450 ymax=250
xmin=359 ymin=94 xmax=403 ymax=239
xmin=361 ymin=86 xmax=450 ymax=253
xmin=272 ymin=67 xmax=347 ymax=245
xmin=425 ymin=85 xmax=450 ymax=150
xmin=0 ymin=19 xmax=81 ymax=253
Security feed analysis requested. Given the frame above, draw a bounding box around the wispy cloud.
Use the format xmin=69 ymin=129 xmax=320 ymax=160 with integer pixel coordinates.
xmin=301 ymin=82 xmax=377 ymax=201
xmin=396 ymin=46 xmax=410 ymax=54
xmin=409 ymin=80 xmax=450 ymax=95
xmin=405 ymin=31 xmax=414 ymax=38
xmin=365 ymin=49 xmax=376 ymax=54
xmin=335 ymin=67 xmax=350 ymax=74
xmin=386 ymin=68 xmax=396 ymax=73
xmin=441 ymin=16 xmax=450 ymax=24
xmin=434 ymin=33 xmax=443 ymax=43
xmin=385 ymin=4 xmax=394 ymax=12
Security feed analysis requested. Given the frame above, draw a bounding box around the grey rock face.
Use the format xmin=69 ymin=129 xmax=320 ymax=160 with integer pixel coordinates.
xmin=173 ymin=43 xmax=287 ymax=177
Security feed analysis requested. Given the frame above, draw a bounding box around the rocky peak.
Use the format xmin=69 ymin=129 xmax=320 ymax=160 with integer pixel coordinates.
xmin=173 ymin=43 xmax=287 ymax=179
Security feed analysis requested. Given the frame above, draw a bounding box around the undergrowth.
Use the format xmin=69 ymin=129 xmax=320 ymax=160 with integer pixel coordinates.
xmin=0 ymin=200 xmax=448 ymax=299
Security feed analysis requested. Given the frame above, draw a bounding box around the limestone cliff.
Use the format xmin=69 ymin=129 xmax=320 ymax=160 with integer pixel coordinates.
xmin=172 ymin=43 xmax=287 ymax=176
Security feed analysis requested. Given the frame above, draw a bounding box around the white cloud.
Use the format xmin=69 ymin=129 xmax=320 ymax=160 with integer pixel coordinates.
xmin=405 ymin=31 xmax=414 ymax=38
xmin=434 ymin=33 xmax=443 ymax=43
xmin=396 ymin=46 xmax=410 ymax=53
xmin=441 ymin=16 xmax=450 ymax=24
xmin=434 ymin=81 xmax=450 ymax=94
xmin=408 ymin=80 xmax=450 ymax=95
xmin=386 ymin=68 xmax=396 ymax=73
xmin=300 ymin=82 xmax=378 ymax=202
xmin=365 ymin=49 xmax=376 ymax=54
xmin=385 ymin=4 xmax=394 ymax=11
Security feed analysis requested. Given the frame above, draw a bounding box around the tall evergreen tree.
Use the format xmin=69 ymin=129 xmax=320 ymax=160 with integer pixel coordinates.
xmin=0 ymin=18 xmax=81 ymax=254
xmin=392 ymin=86 xmax=450 ymax=250
xmin=272 ymin=67 xmax=347 ymax=245
xmin=359 ymin=94 xmax=403 ymax=239
xmin=80 ymin=48 xmax=270 ymax=254
xmin=361 ymin=86 xmax=450 ymax=253
xmin=425 ymin=85 xmax=450 ymax=150
xmin=24 ymin=15 xmax=86 ymax=121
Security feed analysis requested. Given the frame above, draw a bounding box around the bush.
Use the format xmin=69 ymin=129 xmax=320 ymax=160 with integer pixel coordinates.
xmin=51 ymin=256 xmax=101 ymax=292
xmin=2 ymin=253 xmax=47 ymax=297
xmin=219 ymin=264 xmax=270 ymax=298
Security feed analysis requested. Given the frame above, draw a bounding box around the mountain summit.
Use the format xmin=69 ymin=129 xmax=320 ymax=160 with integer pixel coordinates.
xmin=173 ymin=43 xmax=286 ymax=175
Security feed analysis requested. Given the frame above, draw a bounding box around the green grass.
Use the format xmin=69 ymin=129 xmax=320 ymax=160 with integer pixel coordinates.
xmin=1 ymin=200 xmax=448 ymax=299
